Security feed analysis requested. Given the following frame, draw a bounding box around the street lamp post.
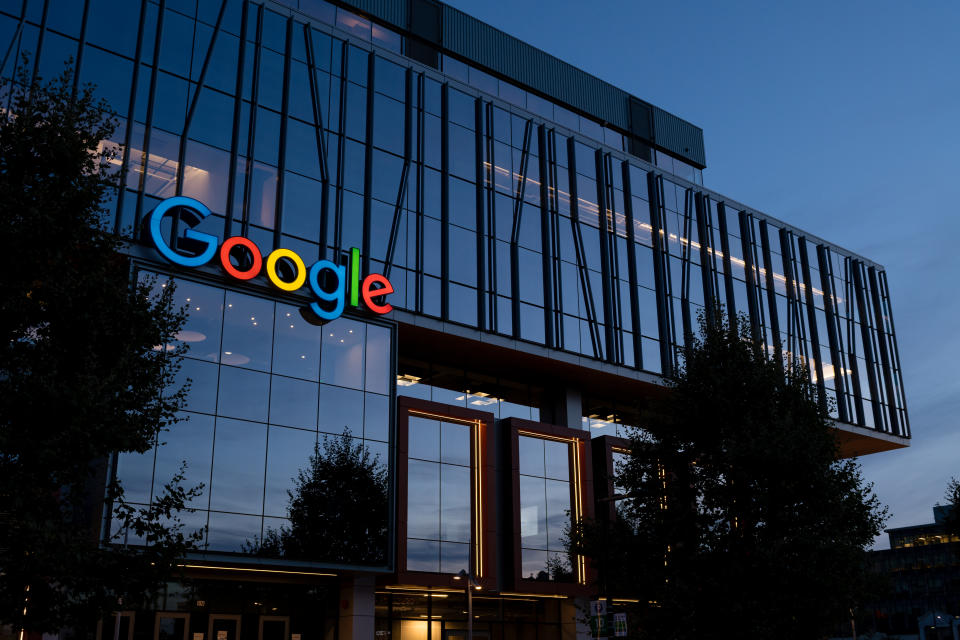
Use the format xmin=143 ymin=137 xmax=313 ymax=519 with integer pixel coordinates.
xmin=454 ymin=569 xmax=481 ymax=640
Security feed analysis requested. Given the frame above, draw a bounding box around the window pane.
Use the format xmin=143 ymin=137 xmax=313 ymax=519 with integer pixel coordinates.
xmin=440 ymin=541 xmax=469 ymax=575
xmin=207 ymin=512 xmax=261 ymax=552
xmin=321 ymin=318 xmax=365 ymax=389
xmin=518 ymin=436 xmax=544 ymax=477
xmin=407 ymin=460 xmax=440 ymax=540
xmin=269 ymin=375 xmax=319 ymax=430
xmin=440 ymin=421 xmax=470 ymax=467
xmin=217 ymin=366 xmax=269 ymax=423
xmin=272 ymin=303 xmax=323 ymax=380
xmin=172 ymin=279 xmax=223 ymax=362
xmin=545 ymin=479 xmax=571 ymax=551
xmin=222 ymin=292 xmax=274 ymax=371
xmin=406 ymin=538 xmax=439 ymax=573
xmin=408 ymin=416 xmax=440 ymax=462
xmin=317 ymin=384 xmax=363 ymax=435
xmin=209 ymin=417 xmax=267 ymax=514
xmin=263 ymin=426 xmax=316 ymax=517
xmin=364 ymin=324 xmax=390 ymax=394
xmin=364 ymin=393 xmax=389 ymax=442
xmin=519 ymin=475 xmax=547 ymax=549
xmin=543 ymin=440 xmax=569 ymax=481
xmin=173 ymin=358 xmax=219 ymax=414
xmin=440 ymin=464 xmax=470 ymax=543
xmin=154 ymin=413 xmax=214 ymax=508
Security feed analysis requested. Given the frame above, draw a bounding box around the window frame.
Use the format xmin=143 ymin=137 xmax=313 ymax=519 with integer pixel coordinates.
xmin=395 ymin=396 xmax=495 ymax=588
xmin=504 ymin=417 xmax=593 ymax=595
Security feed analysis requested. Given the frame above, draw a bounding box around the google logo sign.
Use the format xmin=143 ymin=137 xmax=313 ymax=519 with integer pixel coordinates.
xmin=146 ymin=196 xmax=393 ymax=321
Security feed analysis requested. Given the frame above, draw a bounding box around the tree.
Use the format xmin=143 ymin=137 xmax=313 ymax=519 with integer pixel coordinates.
xmin=0 ymin=63 xmax=201 ymax=633
xmin=944 ymin=477 xmax=960 ymax=540
xmin=249 ymin=430 xmax=388 ymax=565
xmin=568 ymin=312 xmax=887 ymax=640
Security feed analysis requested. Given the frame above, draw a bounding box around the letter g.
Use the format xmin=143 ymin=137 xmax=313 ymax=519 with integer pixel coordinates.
xmin=147 ymin=196 xmax=218 ymax=267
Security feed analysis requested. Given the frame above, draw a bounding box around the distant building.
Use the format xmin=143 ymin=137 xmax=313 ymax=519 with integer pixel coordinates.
xmin=853 ymin=506 xmax=960 ymax=640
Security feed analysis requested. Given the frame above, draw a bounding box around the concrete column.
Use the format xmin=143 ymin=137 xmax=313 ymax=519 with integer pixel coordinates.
xmin=337 ymin=574 xmax=375 ymax=640
xmin=540 ymin=387 xmax=583 ymax=430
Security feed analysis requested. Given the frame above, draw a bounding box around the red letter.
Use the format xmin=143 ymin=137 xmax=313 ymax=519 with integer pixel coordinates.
xmin=219 ymin=236 xmax=262 ymax=280
xmin=361 ymin=273 xmax=394 ymax=314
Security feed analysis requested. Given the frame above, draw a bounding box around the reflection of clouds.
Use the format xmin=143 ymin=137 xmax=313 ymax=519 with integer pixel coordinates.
xmin=221 ymin=352 xmax=251 ymax=366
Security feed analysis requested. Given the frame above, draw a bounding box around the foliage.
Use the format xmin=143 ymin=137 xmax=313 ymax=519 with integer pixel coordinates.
xmin=567 ymin=311 xmax=887 ymax=640
xmin=944 ymin=477 xmax=960 ymax=539
xmin=0 ymin=63 xmax=201 ymax=632
xmin=248 ymin=430 xmax=388 ymax=565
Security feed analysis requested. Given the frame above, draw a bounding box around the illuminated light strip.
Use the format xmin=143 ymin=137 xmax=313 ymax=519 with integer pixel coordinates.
xmin=499 ymin=592 xmax=570 ymax=599
xmin=474 ymin=420 xmax=484 ymax=578
xmin=375 ymin=591 xmax=449 ymax=598
xmin=384 ymin=586 xmax=464 ymax=594
xmin=408 ymin=409 xmax=478 ymax=427
xmin=516 ymin=429 xmax=579 ymax=444
xmin=179 ymin=564 xmax=336 ymax=577
xmin=611 ymin=598 xmax=640 ymax=604
xmin=571 ymin=440 xmax=586 ymax=584
xmin=611 ymin=446 xmax=632 ymax=455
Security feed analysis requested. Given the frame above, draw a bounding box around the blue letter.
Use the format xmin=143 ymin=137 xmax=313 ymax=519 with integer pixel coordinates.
xmin=147 ymin=196 xmax=218 ymax=267
xmin=307 ymin=259 xmax=347 ymax=321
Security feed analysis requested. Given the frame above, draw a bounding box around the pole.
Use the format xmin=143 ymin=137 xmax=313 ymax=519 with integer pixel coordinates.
xmin=466 ymin=580 xmax=473 ymax=640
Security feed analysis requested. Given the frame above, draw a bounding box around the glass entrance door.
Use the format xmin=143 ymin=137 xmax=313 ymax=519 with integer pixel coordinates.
xmin=155 ymin=613 xmax=189 ymax=640
xmin=259 ymin=616 xmax=288 ymax=640
xmin=209 ymin=614 xmax=241 ymax=640
xmin=443 ymin=631 xmax=490 ymax=639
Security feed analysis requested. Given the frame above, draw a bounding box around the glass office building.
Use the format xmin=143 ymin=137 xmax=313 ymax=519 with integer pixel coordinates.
xmin=1 ymin=0 xmax=910 ymax=637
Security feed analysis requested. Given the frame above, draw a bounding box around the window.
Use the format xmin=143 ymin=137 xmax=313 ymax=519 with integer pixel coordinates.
xmin=514 ymin=429 xmax=587 ymax=585
xmin=406 ymin=415 xmax=473 ymax=574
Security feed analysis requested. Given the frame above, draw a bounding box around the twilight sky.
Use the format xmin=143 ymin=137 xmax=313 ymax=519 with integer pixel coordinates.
xmin=444 ymin=0 xmax=960 ymax=547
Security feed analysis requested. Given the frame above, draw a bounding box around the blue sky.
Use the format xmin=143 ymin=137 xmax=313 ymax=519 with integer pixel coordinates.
xmin=444 ymin=0 xmax=960 ymax=546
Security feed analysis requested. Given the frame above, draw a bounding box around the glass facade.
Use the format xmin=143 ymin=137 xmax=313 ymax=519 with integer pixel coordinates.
xmin=0 ymin=0 xmax=907 ymax=436
xmin=114 ymin=272 xmax=393 ymax=560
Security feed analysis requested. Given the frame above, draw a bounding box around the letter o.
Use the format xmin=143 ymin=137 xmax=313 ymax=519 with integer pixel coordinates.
xmin=219 ymin=237 xmax=262 ymax=280
xmin=265 ymin=248 xmax=307 ymax=292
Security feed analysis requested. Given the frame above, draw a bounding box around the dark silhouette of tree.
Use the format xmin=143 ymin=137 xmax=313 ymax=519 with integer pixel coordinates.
xmin=944 ymin=477 xmax=960 ymax=539
xmin=0 ymin=62 xmax=202 ymax=633
xmin=567 ymin=310 xmax=887 ymax=640
xmin=250 ymin=430 xmax=388 ymax=565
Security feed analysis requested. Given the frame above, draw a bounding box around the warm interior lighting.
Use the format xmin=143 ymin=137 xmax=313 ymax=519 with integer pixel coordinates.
xmin=396 ymin=373 xmax=422 ymax=387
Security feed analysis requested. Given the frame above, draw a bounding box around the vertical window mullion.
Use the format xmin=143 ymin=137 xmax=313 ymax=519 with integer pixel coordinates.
xmin=621 ymin=162 xmax=643 ymax=370
xmin=133 ymin=0 xmax=168 ymax=234
xmin=113 ymin=0 xmax=148 ymax=235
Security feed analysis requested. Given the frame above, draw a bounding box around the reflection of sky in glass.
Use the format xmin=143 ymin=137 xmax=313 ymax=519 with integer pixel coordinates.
xmin=518 ymin=435 xmax=573 ymax=580
xmin=118 ymin=275 xmax=393 ymax=559
xmin=406 ymin=418 xmax=472 ymax=573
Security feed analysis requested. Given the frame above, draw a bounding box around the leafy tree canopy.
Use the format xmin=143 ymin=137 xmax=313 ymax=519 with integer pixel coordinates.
xmin=249 ymin=430 xmax=388 ymax=566
xmin=0 ymin=64 xmax=199 ymax=633
xmin=569 ymin=312 xmax=887 ymax=640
